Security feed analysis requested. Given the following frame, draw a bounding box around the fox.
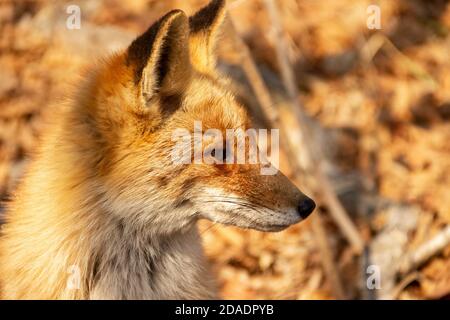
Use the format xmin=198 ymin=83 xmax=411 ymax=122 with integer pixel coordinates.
xmin=0 ymin=0 xmax=315 ymax=299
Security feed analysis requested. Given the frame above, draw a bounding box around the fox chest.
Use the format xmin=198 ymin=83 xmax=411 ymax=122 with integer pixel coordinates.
xmin=89 ymin=229 xmax=216 ymax=299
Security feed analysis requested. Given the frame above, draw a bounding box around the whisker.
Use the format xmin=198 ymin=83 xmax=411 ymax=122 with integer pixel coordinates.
xmin=197 ymin=200 xmax=266 ymax=216
xmin=197 ymin=195 xmax=278 ymax=214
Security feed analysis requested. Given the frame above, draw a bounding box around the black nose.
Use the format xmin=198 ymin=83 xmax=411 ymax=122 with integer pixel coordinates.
xmin=297 ymin=198 xmax=316 ymax=219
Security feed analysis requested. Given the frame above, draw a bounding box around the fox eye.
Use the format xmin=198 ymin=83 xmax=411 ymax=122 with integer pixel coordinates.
xmin=211 ymin=147 xmax=227 ymax=162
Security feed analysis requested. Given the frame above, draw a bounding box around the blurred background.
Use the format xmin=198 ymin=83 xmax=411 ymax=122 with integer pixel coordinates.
xmin=0 ymin=0 xmax=449 ymax=299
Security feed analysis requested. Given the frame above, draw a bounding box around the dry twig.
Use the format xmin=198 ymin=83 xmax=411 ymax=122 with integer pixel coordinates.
xmin=398 ymin=225 xmax=450 ymax=276
xmin=311 ymin=210 xmax=347 ymax=299
xmin=261 ymin=0 xmax=364 ymax=254
xmin=390 ymin=272 xmax=421 ymax=300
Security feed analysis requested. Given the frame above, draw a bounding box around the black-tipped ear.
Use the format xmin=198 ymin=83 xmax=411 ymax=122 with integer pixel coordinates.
xmin=127 ymin=10 xmax=191 ymax=102
xmin=188 ymin=0 xmax=227 ymax=73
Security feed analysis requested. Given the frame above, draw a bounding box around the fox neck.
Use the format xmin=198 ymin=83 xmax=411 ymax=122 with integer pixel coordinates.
xmin=85 ymin=216 xmax=214 ymax=299
xmin=57 ymin=162 xmax=215 ymax=299
xmin=25 ymin=168 xmax=214 ymax=299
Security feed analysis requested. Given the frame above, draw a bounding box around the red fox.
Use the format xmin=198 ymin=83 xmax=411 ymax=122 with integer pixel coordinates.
xmin=0 ymin=0 xmax=315 ymax=299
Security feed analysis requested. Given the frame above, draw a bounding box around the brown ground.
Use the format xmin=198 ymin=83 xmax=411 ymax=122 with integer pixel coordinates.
xmin=0 ymin=0 xmax=449 ymax=299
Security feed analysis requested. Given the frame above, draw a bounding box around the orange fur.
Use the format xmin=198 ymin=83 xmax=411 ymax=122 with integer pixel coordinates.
xmin=0 ymin=0 xmax=314 ymax=299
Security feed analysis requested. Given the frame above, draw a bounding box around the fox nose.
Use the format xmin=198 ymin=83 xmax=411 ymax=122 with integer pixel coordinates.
xmin=297 ymin=198 xmax=316 ymax=219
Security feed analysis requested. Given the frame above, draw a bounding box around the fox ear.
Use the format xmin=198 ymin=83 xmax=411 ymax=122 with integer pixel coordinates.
xmin=127 ymin=10 xmax=191 ymax=102
xmin=188 ymin=0 xmax=227 ymax=73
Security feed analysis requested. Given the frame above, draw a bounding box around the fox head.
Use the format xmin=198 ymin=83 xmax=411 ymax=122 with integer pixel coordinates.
xmin=81 ymin=0 xmax=315 ymax=234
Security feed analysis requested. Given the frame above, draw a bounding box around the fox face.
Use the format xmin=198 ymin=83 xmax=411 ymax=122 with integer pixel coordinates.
xmin=82 ymin=0 xmax=315 ymax=235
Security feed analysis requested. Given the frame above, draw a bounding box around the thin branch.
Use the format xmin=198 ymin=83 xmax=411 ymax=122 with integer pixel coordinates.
xmin=398 ymin=225 xmax=450 ymax=276
xmin=390 ymin=272 xmax=421 ymax=300
xmin=262 ymin=0 xmax=364 ymax=254
xmin=311 ymin=211 xmax=347 ymax=299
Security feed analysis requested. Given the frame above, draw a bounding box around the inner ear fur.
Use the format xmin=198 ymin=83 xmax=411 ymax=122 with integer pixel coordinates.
xmin=188 ymin=0 xmax=227 ymax=74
